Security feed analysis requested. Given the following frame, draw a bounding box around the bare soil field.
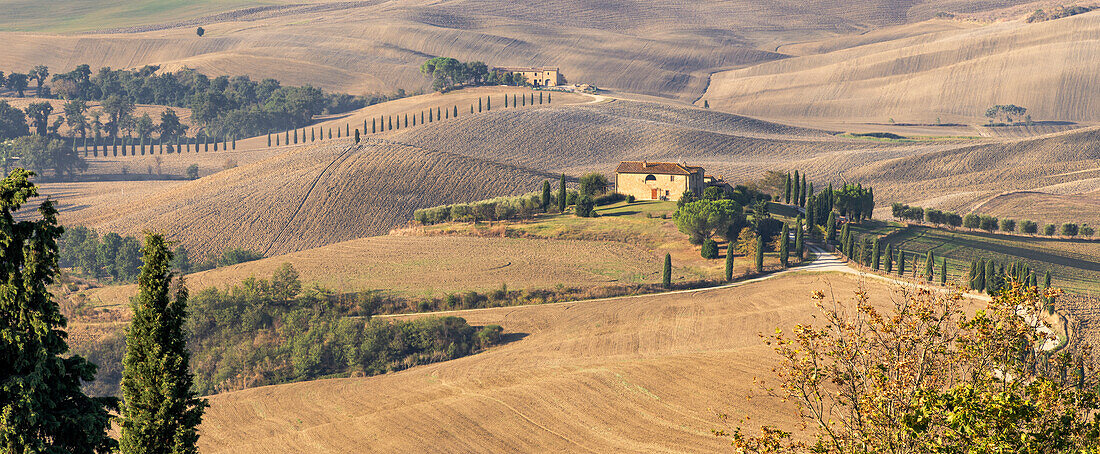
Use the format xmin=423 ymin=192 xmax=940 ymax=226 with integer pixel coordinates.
xmin=973 ymin=191 xmax=1100 ymax=226
xmin=0 ymin=1 xmax=1038 ymax=101
xmin=196 ymin=271 xmax=895 ymax=453
xmin=704 ymin=11 xmax=1100 ymax=123
xmin=81 ymin=234 xmax=661 ymax=308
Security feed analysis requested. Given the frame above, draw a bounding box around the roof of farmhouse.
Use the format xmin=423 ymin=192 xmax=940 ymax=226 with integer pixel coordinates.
xmin=494 ymin=66 xmax=559 ymax=72
xmin=615 ymin=161 xmax=703 ymax=176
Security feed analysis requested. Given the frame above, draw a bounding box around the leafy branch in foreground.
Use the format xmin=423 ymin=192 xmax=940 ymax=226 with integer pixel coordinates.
xmin=715 ymin=282 xmax=1100 ymax=452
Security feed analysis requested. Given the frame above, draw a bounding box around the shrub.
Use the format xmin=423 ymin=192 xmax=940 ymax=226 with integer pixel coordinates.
xmin=1082 ymin=224 xmax=1095 ymax=238
xmin=1021 ymin=220 xmax=1038 ymax=234
xmin=701 ymin=239 xmax=719 ymax=259
xmin=1044 ymin=224 xmax=1057 ymax=236
xmin=575 ymin=195 xmax=597 ymax=217
xmin=593 ymin=192 xmax=625 ymax=206
xmin=963 ymin=214 xmax=980 ymax=229
xmin=979 ymin=215 xmax=999 ymax=233
xmin=1000 ymin=218 xmax=1016 ymax=232
xmin=626 ymin=195 xmax=636 ymax=203
xmin=185 ymin=164 xmax=199 ymax=180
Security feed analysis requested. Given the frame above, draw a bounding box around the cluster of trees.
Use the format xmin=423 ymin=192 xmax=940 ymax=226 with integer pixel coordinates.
xmin=985 ymin=104 xmax=1030 ymax=125
xmin=673 ymin=185 xmax=781 ymax=271
xmin=420 ymin=57 xmax=539 ymax=92
xmin=892 ymin=202 xmax=1095 ymax=238
xmin=968 ymin=258 xmax=1053 ymax=299
xmin=182 ymin=264 xmax=502 ymax=394
xmin=3 ymin=64 xmax=399 ymax=147
xmin=1027 ymin=5 xmax=1096 ymax=23
xmin=58 ymin=226 xmax=264 ymax=282
xmin=835 ymin=223 xmax=949 ymax=283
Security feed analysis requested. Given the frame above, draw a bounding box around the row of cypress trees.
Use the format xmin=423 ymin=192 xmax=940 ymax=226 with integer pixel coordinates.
xmin=264 ymin=91 xmax=554 ymax=148
xmin=72 ymin=135 xmax=236 ymax=157
xmin=968 ymin=258 xmax=1053 ymax=300
xmin=1 ymin=170 xmax=204 ymax=453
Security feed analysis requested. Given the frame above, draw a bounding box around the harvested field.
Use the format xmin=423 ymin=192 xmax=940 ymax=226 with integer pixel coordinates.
xmin=197 ymin=271 xmax=899 ymax=453
xmin=705 ymin=11 xmax=1100 ymax=123
xmin=972 ymin=190 xmax=1100 ymax=227
xmin=46 ymin=139 xmax=555 ymax=258
xmin=81 ymin=234 xmax=662 ymax=308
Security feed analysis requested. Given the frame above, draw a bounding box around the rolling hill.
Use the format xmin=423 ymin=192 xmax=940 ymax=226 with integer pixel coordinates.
xmin=0 ymin=0 xmax=1040 ymax=101
xmin=703 ymin=10 xmax=1100 ymax=123
xmin=195 ymin=271 xmax=891 ymax=453
xmin=47 ymin=139 xmax=555 ymax=257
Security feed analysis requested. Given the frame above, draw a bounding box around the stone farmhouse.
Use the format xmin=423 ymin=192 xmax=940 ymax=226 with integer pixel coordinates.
xmin=494 ymin=67 xmax=563 ymax=87
xmin=615 ymin=161 xmax=707 ymax=201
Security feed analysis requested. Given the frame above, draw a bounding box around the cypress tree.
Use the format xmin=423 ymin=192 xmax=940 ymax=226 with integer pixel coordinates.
xmin=478 ymin=97 xmax=482 ymax=112
xmin=347 ymin=123 xmax=350 ymax=137
xmin=807 ymin=182 xmax=813 ymax=205
xmin=522 ymin=94 xmax=526 ymax=106
xmin=795 ymin=219 xmax=804 ymax=261
xmin=985 ymin=260 xmax=997 ymax=294
xmin=437 ymin=106 xmax=441 ymax=120
xmin=354 ymin=129 xmax=361 ymax=143
xmin=548 ymin=92 xmax=552 ymax=103
xmin=276 ymin=134 xmax=280 ymax=146
xmin=0 ymin=170 xmax=116 ymax=453
xmin=663 ymin=253 xmax=672 ymax=289
xmin=454 ymin=105 xmax=458 ymax=117
xmin=977 ymin=259 xmax=987 ymax=291
xmin=285 ymin=130 xmax=289 ymax=145
xmin=364 ymin=119 xmax=368 ymax=134
xmin=428 ymin=109 xmax=433 ymax=123
xmin=799 ymin=175 xmax=807 ymax=207
xmin=372 ymin=119 xmax=376 ymax=134
xmin=470 ymin=105 xmax=474 ymax=114
xmin=505 ymin=94 xmax=509 ymax=108
xmin=232 ymin=136 xmax=236 ymax=150
xmin=885 ymin=243 xmax=894 ymax=273
xmin=267 ymin=132 xmax=271 ymax=147
xmin=779 ymin=224 xmax=790 ymax=267
xmin=784 ymin=172 xmax=792 ymax=203
xmin=755 ymin=234 xmax=765 ymax=273
xmin=725 ymin=244 xmax=735 ymax=282
xmin=924 ymin=251 xmax=934 ymax=281
xmin=541 ymin=180 xmax=551 ymax=210
xmin=531 ymin=93 xmax=535 ymax=104
xmin=827 ymin=183 xmax=834 ymax=213
xmin=204 ymin=137 xmax=209 ymax=152
xmin=212 ymin=137 xmax=217 ymax=152
xmin=969 ymin=261 xmax=978 ymax=289
xmin=540 ymin=92 xmax=544 ymax=104
xmin=421 ymin=111 xmax=425 ymax=124
xmin=513 ymin=94 xmax=517 ymax=107
xmin=312 ymin=128 xmax=316 ymax=142
xmin=940 ymin=259 xmax=947 ymax=285
xmin=872 ymin=239 xmax=881 ymax=270
xmin=120 ymin=234 xmax=207 ymax=453
xmin=557 ymin=173 xmax=567 ymax=212
xmin=487 ymin=96 xmax=491 ymax=110
xmin=412 ymin=115 xmax=416 ymax=126
xmin=826 ymin=212 xmax=837 ymax=243
xmin=792 ymin=170 xmax=800 ymax=203
xmin=898 ymin=250 xmax=906 ymax=276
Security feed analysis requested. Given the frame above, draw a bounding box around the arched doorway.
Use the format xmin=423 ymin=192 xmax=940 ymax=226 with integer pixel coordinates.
xmin=644 ymin=174 xmax=658 ymax=199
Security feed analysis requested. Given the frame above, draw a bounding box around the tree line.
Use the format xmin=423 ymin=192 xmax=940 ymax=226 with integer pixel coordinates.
xmin=892 ymin=202 xmax=1095 ymax=238
xmin=415 ymin=172 xmax=608 ymax=224
xmin=58 ymin=225 xmax=265 ymax=283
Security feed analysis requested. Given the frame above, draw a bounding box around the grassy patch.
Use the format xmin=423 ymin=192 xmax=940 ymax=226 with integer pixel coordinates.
xmin=0 ymin=0 xmax=282 ymax=32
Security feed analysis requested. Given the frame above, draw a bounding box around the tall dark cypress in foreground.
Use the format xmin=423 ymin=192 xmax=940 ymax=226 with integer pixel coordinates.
xmin=557 ymin=174 xmax=567 ymax=212
xmin=541 ymin=180 xmax=551 ymax=210
xmin=0 ymin=169 xmax=116 ymax=453
xmin=663 ymin=253 xmax=672 ymax=289
xmin=725 ymin=244 xmax=735 ymax=282
xmin=120 ymin=234 xmax=206 ymax=453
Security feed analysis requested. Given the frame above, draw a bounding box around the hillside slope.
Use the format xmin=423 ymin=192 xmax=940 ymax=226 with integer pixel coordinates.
xmin=51 ymin=139 xmax=553 ymax=257
xmin=197 ymin=271 xmax=889 ymax=453
xmin=704 ymin=11 xmax=1100 ymax=123
xmin=0 ymin=0 xmax=1036 ymax=100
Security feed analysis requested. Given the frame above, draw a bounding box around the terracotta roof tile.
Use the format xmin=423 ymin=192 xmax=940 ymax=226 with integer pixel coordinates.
xmin=615 ymin=161 xmax=702 ymax=176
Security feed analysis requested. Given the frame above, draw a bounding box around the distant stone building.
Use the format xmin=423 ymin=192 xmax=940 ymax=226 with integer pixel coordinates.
xmin=615 ymin=161 xmax=705 ymax=201
xmin=494 ymin=67 xmax=563 ymax=87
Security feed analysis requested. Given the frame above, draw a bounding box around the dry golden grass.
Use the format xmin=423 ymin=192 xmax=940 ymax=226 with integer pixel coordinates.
xmin=196 ymin=271 xmax=895 ymax=453
xmin=81 ymin=234 xmax=661 ymax=308
xmin=705 ymin=11 xmax=1100 ymax=123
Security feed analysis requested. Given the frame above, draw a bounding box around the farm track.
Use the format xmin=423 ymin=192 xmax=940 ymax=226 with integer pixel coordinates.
xmin=261 ymin=142 xmax=358 ymax=256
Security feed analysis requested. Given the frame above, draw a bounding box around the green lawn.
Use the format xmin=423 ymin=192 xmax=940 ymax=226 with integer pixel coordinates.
xmin=866 ymin=224 xmax=1100 ymax=294
xmin=0 ymin=0 xmax=283 ymax=32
